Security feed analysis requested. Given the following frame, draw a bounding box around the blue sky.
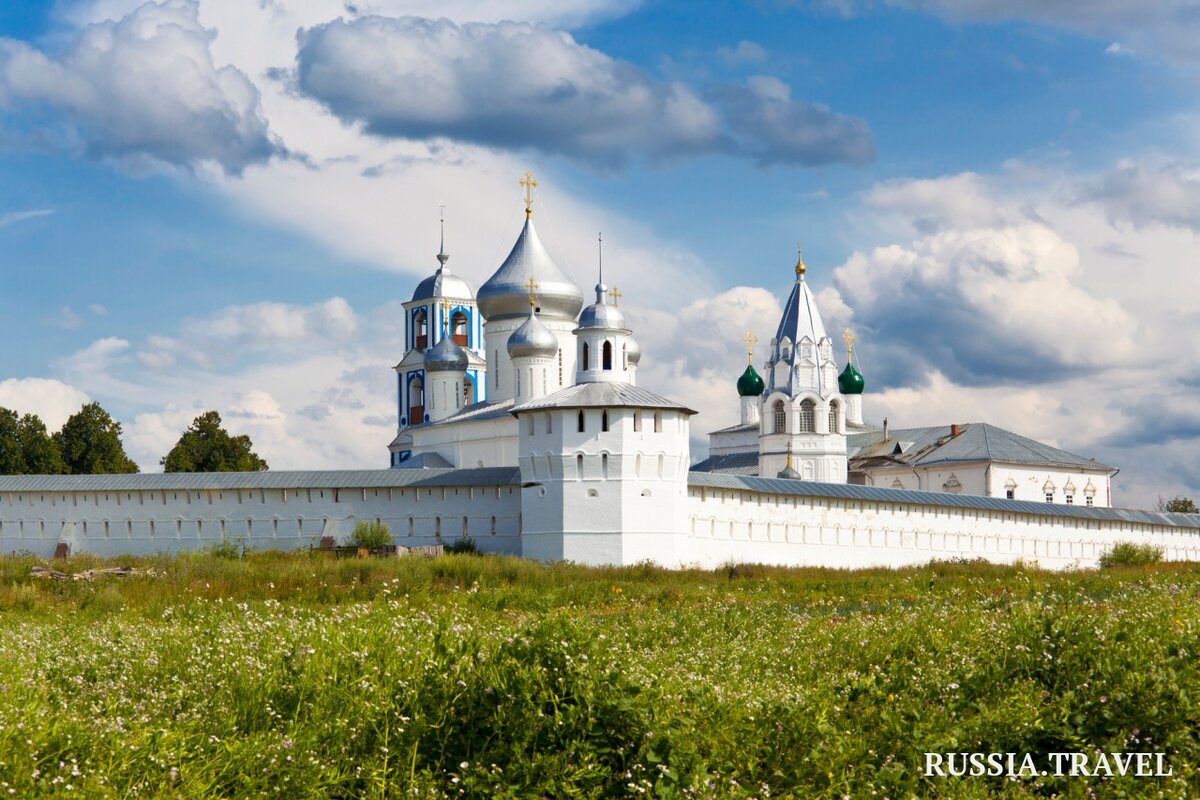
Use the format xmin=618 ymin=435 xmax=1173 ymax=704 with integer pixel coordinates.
xmin=1 ymin=0 xmax=1198 ymax=505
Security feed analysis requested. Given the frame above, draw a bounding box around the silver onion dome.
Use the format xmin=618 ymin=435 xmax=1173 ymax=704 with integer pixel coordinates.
xmin=576 ymin=283 xmax=629 ymax=331
xmin=477 ymin=217 xmax=583 ymax=322
xmin=424 ymin=334 xmax=468 ymax=372
xmin=507 ymin=308 xmax=559 ymax=359
xmin=625 ymin=335 xmax=641 ymax=365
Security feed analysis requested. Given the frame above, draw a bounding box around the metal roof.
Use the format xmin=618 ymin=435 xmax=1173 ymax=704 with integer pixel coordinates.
xmin=393 ymin=452 xmax=453 ymax=469
xmin=0 ymin=467 xmax=521 ymax=493
xmin=690 ymin=452 xmax=760 ymax=475
xmin=765 ymin=273 xmax=832 ymax=398
xmin=415 ymin=399 xmax=516 ymax=428
xmin=512 ymin=382 xmax=697 ymax=414
xmin=709 ymin=422 xmax=757 ymax=435
xmin=847 ymin=423 xmax=1115 ymax=472
xmin=688 ymin=472 xmax=1200 ymax=530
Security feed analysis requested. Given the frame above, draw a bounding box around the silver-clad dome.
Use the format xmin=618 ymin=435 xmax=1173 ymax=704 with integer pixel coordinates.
xmin=424 ymin=334 xmax=468 ymax=372
xmin=625 ymin=335 xmax=641 ymax=365
xmin=576 ymin=283 xmax=629 ymax=331
xmin=411 ymin=264 xmax=474 ymax=302
xmin=507 ymin=308 xmax=559 ymax=359
xmin=477 ymin=217 xmax=583 ymax=322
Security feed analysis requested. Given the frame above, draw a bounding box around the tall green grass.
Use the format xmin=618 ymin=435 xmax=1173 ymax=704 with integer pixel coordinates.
xmin=1 ymin=552 xmax=1198 ymax=797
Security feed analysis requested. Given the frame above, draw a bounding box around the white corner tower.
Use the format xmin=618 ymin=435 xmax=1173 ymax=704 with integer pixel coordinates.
xmin=477 ymin=173 xmax=583 ymax=404
xmin=512 ymin=241 xmax=695 ymax=566
xmin=758 ymin=246 xmax=849 ymax=482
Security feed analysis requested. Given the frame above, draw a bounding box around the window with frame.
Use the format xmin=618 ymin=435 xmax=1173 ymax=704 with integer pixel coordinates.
xmin=577 ymin=410 xmax=585 ymax=432
xmin=827 ymin=401 xmax=839 ymax=434
xmin=582 ymin=343 xmax=590 ymax=371
xmin=772 ymin=400 xmax=786 ymax=434
xmin=633 ymin=411 xmax=641 ymax=432
xmin=654 ymin=411 xmax=662 ymax=432
xmin=798 ymin=399 xmax=816 ymax=433
xmin=601 ymin=410 xmax=609 ymax=431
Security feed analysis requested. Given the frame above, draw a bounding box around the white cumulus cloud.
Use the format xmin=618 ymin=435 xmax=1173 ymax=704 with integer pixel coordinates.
xmin=0 ymin=0 xmax=276 ymax=173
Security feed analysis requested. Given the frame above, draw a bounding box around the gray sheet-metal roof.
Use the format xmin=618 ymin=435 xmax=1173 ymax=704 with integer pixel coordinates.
xmin=690 ymin=452 xmax=760 ymax=475
xmin=709 ymin=422 xmax=757 ymax=435
xmin=848 ymin=423 xmax=1115 ymax=472
xmin=0 ymin=467 xmax=521 ymax=493
xmin=688 ymin=472 xmax=1197 ymax=529
xmin=513 ymin=382 xmax=696 ymax=414
xmin=393 ymin=452 xmax=453 ymax=469
xmin=415 ymin=399 xmax=516 ymax=429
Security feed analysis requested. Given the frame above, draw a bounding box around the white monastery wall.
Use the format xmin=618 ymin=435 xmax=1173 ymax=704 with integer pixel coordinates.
xmin=0 ymin=480 xmax=523 ymax=559
xmin=682 ymin=481 xmax=1198 ymax=570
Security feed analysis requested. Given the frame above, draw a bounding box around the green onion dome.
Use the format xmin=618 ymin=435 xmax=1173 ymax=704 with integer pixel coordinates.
xmin=737 ymin=363 xmax=764 ymax=397
xmin=838 ymin=361 xmax=865 ymax=395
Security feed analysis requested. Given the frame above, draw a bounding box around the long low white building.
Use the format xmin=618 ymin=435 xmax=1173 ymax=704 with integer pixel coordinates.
xmin=2 ymin=469 xmax=1198 ymax=570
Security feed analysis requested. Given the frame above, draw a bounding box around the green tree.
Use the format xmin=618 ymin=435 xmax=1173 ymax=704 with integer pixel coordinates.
xmin=161 ymin=411 xmax=267 ymax=473
xmin=1163 ymin=496 xmax=1198 ymax=513
xmin=0 ymin=408 xmax=27 ymax=474
xmin=17 ymin=413 xmax=66 ymax=474
xmin=53 ymin=402 xmax=139 ymax=475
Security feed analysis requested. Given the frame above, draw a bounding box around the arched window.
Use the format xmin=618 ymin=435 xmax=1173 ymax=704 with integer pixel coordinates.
xmin=414 ymin=310 xmax=428 ymax=350
xmin=772 ymin=400 xmax=786 ymax=434
xmin=622 ymin=343 xmax=628 ymax=369
xmin=798 ymin=399 xmax=816 ymax=432
xmin=408 ymin=376 xmax=425 ymax=422
xmin=602 ymin=341 xmax=613 ymax=370
xmin=582 ymin=342 xmax=590 ymax=371
xmin=633 ymin=411 xmax=642 ymax=432
xmin=602 ymin=410 xmax=609 ymax=431
xmin=577 ymin=410 xmax=585 ymax=432
xmin=545 ymin=413 xmax=553 ymax=434
xmin=463 ymin=376 xmax=473 ymax=405
xmin=451 ymin=310 xmax=468 ymax=346
xmin=601 ymin=453 xmax=609 ymax=479
xmin=827 ymin=401 xmax=839 ymax=434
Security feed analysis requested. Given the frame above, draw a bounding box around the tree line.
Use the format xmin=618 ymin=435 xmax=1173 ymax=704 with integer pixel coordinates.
xmin=0 ymin=404 xmax=267 ymax=475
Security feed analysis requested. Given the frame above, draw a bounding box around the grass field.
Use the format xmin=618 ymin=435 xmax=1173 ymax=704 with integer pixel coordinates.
xmin=1 ymin=550 xmax=1198 ymax=798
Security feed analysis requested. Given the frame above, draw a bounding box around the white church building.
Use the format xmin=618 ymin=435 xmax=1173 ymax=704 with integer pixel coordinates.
xmin=3 ymin=176 xmax=1198 ymax=568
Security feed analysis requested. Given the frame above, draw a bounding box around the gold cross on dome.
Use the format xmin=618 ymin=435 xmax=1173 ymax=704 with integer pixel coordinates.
xmin=742 ymin=330 xmax=758 ymax=363
xmin=524 ymin=277 xmax=539 ymax=307
xmin=519 ymin=171 xmax=538 ymax=217
xmin=607 ymin=286 xmax=622 ymax=306
xmin=842 ymin=327 xmax=856 ymax=356
xmin=439 ymin=297 xmax=452 ymax=329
